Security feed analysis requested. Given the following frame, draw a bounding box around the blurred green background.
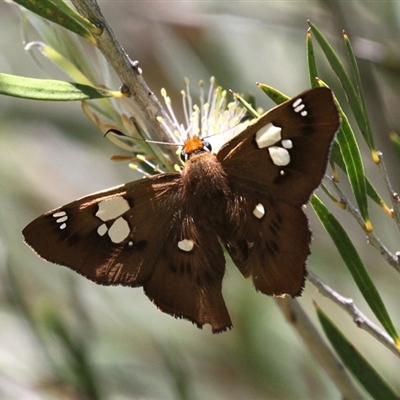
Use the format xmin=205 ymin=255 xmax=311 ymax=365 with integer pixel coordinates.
xmin=1 ymin=1 xmax=400 ymax=399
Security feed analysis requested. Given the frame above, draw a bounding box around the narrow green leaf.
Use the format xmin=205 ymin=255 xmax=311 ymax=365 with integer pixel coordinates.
xmin=312 ymin=78 xmax=370 ymax=227
xmin=14 ymin=0 xmax=100 ymax=42
xmin=47 ymin=0 xmax=102 ymax=34
xmin=25 ymin=42 xmax=93 ymax=86
xmin=343 ymin=31 xmax=376 ymax=151
xmin=0 ymin=73 xmax=120 ymax=100
xmin=310 ymin=195 xmax=399 ymax=342
xmin=331 ymin=142 xmax=391 ymax=213
xmin=23 ymin=12 xmax=99 ymax=86
xmin=256 ymin=83 xmax=289 ymax=104
xmin=243 ymin=93 xmax=257 ymax=111
xmin=44 ymin=308 xmax=101 ymax=399
xmin=335 ymin=99 xmax=370 ymax=228
xmin=231 ymin=91 xmax=259 ymax=118
xmin=389 ymin=131 xmax=400 ymax=161
xmin=306 ymin=27 xmax=319 ymax=88
xmin=5 ymin=261 xmax=66 ymax=385
xmin=309 ymin=22 xmax=374 ymax=151
xmin=316 ymin=305 xmax=399 ymax=400
xmin=157 ymin=342 xmax=193 ymax=400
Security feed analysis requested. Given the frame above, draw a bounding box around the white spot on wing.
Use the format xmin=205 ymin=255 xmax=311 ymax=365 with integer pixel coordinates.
xmin=53 ymin=211 xmax=66 ymax=218
xmin=97 ymin=223 xmax=107 ymax=236
xmin=53 ymin=211 xmax=68 ymax=229
xmin=178 ymin=239 xmax=194 ymax=252
xmin=96 ymin=197 xmax=130 ymax=222
xmin=281 ymin=139 xmax=293 ymax=149
xmin=292 ymin=98 xmax=308 ymax=117
xmin=108 ymin=217 xmax=130 ymax=243
xmin=292 ymin=98 xmax=302 ymax=108
xmin=255 ymin=123 xmax=282 ymax=148
xmin=268 ymin=146 xmax=290 ymax=166
xmin=253 ymin=203 xmax=265 ymax=219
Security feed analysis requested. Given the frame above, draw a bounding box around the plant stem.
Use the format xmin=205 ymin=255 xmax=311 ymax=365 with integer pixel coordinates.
xmin=70 ymin=0 xmax=175 ymax=148
xmin=275 ymin=297 xmax=364 ymax=400
xmin=307 ymin=269 xmax=400 ymax=358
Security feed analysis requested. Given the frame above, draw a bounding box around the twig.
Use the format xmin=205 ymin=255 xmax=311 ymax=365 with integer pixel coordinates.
xmin=307 ymin=269 xmax=400 ymax=358
xmin=275 ymin=297 xmax=364 ymax=400
xmin=375 ymin=151 xmax=400 ymax=229
xmin=70 ymin=0 xmax=177 ymax=161
xmin=324 ymin=175 xmax=400 ymax=273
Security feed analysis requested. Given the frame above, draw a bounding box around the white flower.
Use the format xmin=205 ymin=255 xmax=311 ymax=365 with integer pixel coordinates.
xmin=159 ymin=77 xmax=248 ymax=154
xmin=101 ymin=77 xmax=249 ymax=176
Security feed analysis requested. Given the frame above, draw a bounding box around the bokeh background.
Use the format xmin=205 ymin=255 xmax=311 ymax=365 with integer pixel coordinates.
xmin=1 ymin=1 xmax=400 ymax=399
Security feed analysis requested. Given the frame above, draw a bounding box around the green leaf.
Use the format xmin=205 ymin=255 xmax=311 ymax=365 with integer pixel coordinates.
xmin=330 ymin=142 xmax=391 ymax=214
xmin=310 ymin=195 xmax=399 ymax=343
xmin=309 ymin=22 xmax=375 ymax=152
xmin=231 ymin=91 xmax=259 ymax=118
xmin=343 ymin=31 xmax=376 ymax=151
xmin=44 ymin=308 xmax=101 ymax=399
xmin=256 ymin=83 xmax=289 ymax=104
xmin=316 ymin=305 xmax=399 ymax=400
xmin=14 ymin=0 xmax=100 ymax=42
xmin=24 ymin=42 xmax=94 ymax=86
xmin=335 ymin=99 xmax=371 ymax=229
xmin=309 ymin=54 xmax=370 ymax=228
xmin=306 ymin=27 xmax=319 ymax=88
xmin=389 ymin=131 xmax=400 ymax=161
xmin=23 ymin=13 xmax=100 ymax=87
xmin=0 ymin=73 xmax=121 ymax=101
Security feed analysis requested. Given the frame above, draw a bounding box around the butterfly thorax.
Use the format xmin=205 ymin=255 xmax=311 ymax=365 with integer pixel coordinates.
xmin=180 ymin=137 xmax=231 ymax=201
xmin=181 ymin=151 xmax=231 ymax=201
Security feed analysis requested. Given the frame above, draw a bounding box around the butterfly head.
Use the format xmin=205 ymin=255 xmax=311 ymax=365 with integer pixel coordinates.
xmin=180 ymin=136 xmax=212 ymax=163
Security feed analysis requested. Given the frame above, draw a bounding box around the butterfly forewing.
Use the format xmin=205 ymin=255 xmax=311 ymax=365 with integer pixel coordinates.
xmin=218 ymin=87 xmax=340 ymax=206
xmin=23 ymin=174 xmax=181 ymax=285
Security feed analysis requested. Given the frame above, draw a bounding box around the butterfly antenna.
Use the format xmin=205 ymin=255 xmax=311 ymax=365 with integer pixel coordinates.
xmin=104 ymin=128 xmax=183 ymax=146
xmin=201 ymin=118 xmax=250 ymax=141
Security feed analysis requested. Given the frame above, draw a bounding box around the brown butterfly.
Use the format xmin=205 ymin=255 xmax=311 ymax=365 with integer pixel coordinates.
xmin=23 ymin=87 xmax=340 ymax=333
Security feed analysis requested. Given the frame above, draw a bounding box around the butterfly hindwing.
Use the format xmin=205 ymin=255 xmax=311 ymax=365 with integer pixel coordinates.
xmin=144 ymin=209 xmax=232 ymax=332
xmin=223 ymin=191 xmax=310 ymax=296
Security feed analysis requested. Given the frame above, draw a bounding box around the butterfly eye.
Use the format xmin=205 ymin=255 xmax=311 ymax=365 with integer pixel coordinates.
xmin=203 ymin=140 xmax=212 ymax=152
xmin=180 ymin=149 xmax=189 ymax=162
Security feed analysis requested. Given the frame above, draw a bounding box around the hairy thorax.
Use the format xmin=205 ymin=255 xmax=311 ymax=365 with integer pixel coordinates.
xmin=181 ymin=152 xmax=231 ymax=199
